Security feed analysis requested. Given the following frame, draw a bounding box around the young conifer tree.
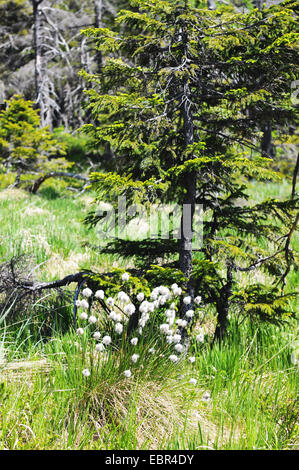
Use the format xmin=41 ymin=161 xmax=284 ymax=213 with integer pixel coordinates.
xmin=81 ymin=0 xmax=298 ymax=340
xmin=0 ymin=95 xmax=71 ymax=190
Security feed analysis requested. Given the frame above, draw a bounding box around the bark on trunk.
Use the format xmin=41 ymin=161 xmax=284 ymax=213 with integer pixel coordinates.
xmin=261 ymin=122 xmax=275 ymax=159
xmin=178 ymin=70 xmax=196 ymax=298
xmin=213 ymin=263 xmax=233 ymax=344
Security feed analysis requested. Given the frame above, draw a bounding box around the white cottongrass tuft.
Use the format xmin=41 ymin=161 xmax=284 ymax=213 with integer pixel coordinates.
xmin=117 ymin=291 xmax=130 ymax=303
xmin=123 ymin=369 xmax=132 ymax=378
xmin=82 ymin=369 xmax=90 ymax=377
xmin=172 ymin=286 xmax=182 ymax=296
xmin=95 ymin=343 xmax=105 ymax=352
xmin=82 ymin=287 xmax=93 ymax=298
xmin=189 ymin=378 xmax=197 ymax=385
xmin=109 ymin=310 xmax=117 ymax=321
xmin=186 ymin=309 xmax=194 ymax=318
xmin=79 ymin=312 xmax=88 ymax=321
xmin=174 ymin=343 xmax=184 ymax=353
xmin=95 ymin=290 xmax=104 ymax=300
xmin=139 ymin=300 xmax=150 ymax=313
xmin=124 ymin=303 xmax=136 ymax=316
xmin=194 ymin=296 xmax=202 ymax=304
xmin=172 ymin=334 xmax=181 ymax=344
xmin=166 ymin=335 xmax=173 ymax=344
xmin=80 ymin=299 xmax=89 ymax=310
xmin=176 ymin=319 xmax=187 ymax=328
xmin=189 ymin=356 xmax=196 ymax=363
xmin=130 ymin=337 xmax=138 ymax=346
xmin=93 ymin=331 xmax=101 ymax=340
xmin=88 ymin=315 xmax=97 ymax=324
xmin=76 ymin=327 xmax=84 ymax=336
xmin=121 ymin=272 xmax=130 ymax=282
xmin=169 ymin=354 xmax=179 ymax=363
xmin=131 ymin=354 xmax=139 ymax=363
xmin=115 ymin=312 xmax=122 ymax=322
xmin=160 ymin=323 xmax=170 ymax=334
xmin=115 ymin=322 xmax=123 ymax=334
xmin=196 ymin=333 xmax=204 ymax=343
xmin=106 ymin=297 xmax=115 ymax=307
xmin=136 ymin=292 xmax=145 ymax=302
xmin=183 ymin=296 xmax=192 ymax=305
xmin=102 ymin=335 xmax=112 ymax=345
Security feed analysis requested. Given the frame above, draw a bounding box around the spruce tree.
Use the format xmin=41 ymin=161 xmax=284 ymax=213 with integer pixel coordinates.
xmin=0 ymin=95 xmax=71 ymax=188
xmin=81 ymin=0 xmax=298 ymax=340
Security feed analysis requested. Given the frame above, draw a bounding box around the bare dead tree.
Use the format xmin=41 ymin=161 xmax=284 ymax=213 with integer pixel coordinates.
xmin=94 ymin=0 xmax=103 ymax=72
xmin=32 ymin=0 xmax=51 ymax=127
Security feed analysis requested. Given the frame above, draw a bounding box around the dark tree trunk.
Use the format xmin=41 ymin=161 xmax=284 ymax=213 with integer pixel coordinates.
xmin=178 ymin=66 xmax=196 ymax=301
xmin=213 ymin=263 xmax=233 ymax=344
xmin=255 ymin=1 xmax=275 ymax=160
xmin=261 ymin=122 xmax=275 ymax=159
xmin=177 ymin=24 xmax=197 ymax=307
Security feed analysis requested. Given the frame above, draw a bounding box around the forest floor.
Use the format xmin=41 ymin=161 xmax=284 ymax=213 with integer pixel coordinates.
xmin=0 ymin=178 xmax=298 ymax=450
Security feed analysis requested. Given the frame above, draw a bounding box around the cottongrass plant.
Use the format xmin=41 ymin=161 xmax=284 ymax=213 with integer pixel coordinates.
xmin=73 ymin=274 xmax=206 ymax=386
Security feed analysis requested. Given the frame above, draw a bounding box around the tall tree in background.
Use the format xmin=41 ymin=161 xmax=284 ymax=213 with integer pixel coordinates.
xmin=82 ymin=0 xmax=298 ymax=340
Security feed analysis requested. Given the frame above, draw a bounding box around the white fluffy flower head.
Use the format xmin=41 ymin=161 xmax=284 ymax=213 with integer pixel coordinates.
xmin=172 ymin=334 xmax=181 ymax=344
xmin=121 ymin=272 xmax=130 ymax=282
xmin=95 ymin=290 xmax=104 ymax=300
xmin=82 ymin=287 xmax=93 ymax=298
xmin=174 ymin=343 xmax=184 ymax=353
xmin=118 ymin=291 xmax=130 ymax=303
xmin=95 ymin=343 xmax=105 ymax=352
xmin=131 ymin=354 xmax=139 ymax=363
xmin=183 ymin=296 xmax=192 ymax=305
xmin=80 ymin=299 xmax=89 ymax=310
xmin=79 ymin=312 xmax=88 ymax=321
xmin=186 ymin=309 xmax=194 ymax=318
xmin=169 ymin=354 xmax=179 ymax=363
xmin=102 ymin=335 xmax=112 ymax=345
xmin=115 ymin=322 xmax=123 ymax=334
xmin=124 ymin=303 xmax=136 ymax=316
xmin=136 ymin=292 xmax=144 ymax=302
xmin=196 ymin=333 xmax=204 ymax=343
xmin=106 ymin=297 xmax=115 ymax=307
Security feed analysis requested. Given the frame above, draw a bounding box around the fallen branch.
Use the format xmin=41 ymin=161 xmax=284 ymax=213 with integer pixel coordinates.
xmin=30 ymin=172 xmax=89 ymax=194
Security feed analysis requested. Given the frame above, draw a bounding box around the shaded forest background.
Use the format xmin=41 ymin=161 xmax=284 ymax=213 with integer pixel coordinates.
xmin=0 ymin=0 xmax=286 ymax=131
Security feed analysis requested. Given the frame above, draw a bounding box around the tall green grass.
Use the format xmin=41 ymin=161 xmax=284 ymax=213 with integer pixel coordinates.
xmin=0 ymin=180 xmax=297 ymax=450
